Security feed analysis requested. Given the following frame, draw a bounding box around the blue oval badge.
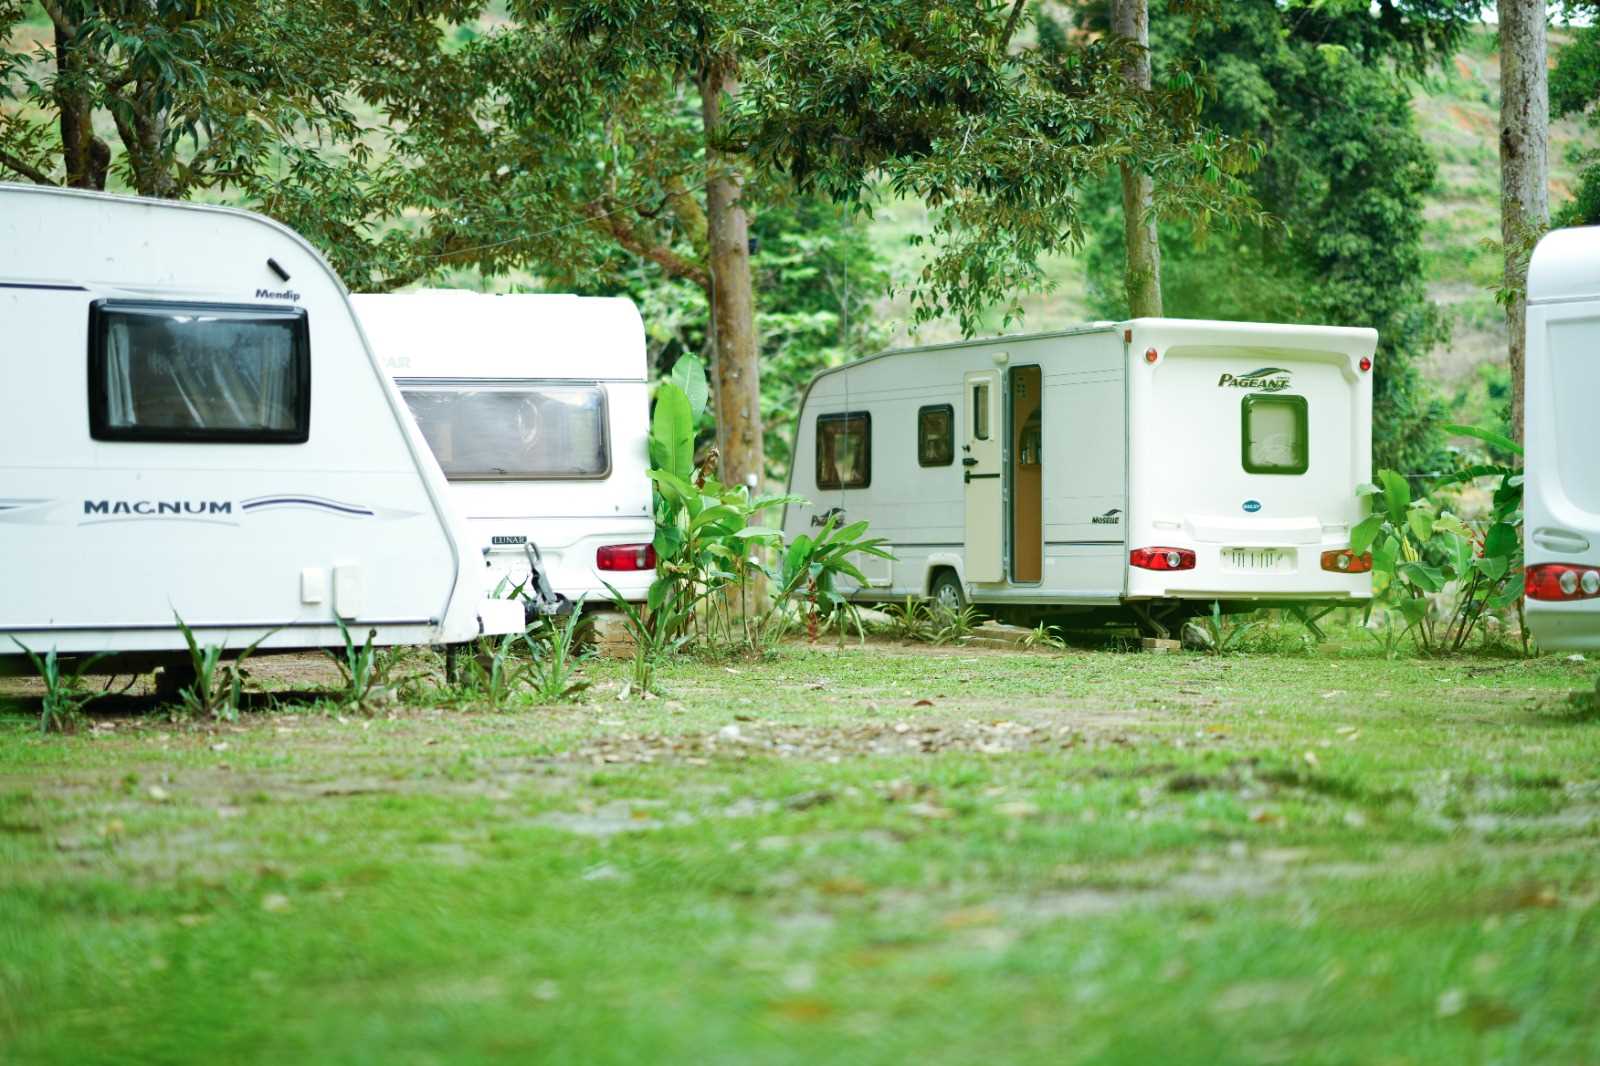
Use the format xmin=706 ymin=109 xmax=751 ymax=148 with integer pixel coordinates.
xmin=1243 ymin=500 xmax=1262 ymax=513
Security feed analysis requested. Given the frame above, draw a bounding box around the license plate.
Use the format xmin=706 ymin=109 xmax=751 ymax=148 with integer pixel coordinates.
xmin=1223 ymin=547 xmax=1294 ymax=573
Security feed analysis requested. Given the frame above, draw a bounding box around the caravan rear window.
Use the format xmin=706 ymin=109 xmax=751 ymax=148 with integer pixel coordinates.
xmin=400 ymin=386 xmax=610 ymax=480
xmin=89 ymin=300 xmax=310 ymax=443
xmin=1242 ymin=394 xmax=1309 ymax=475
xmin=816 ymin=411 xmax=870 ymax=490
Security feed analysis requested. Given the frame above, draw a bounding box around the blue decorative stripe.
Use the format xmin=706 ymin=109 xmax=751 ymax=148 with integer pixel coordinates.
xmin=241 ymin=496 xmax=374 ymax=517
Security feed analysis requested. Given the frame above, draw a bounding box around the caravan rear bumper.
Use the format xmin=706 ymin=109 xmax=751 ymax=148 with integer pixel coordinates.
xmin=1127 ymin=542 xmax=1372 ymax=601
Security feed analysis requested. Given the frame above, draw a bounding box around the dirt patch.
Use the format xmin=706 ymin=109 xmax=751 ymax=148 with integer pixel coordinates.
xmin=565 ymin=715 xmax=1175 ymax=766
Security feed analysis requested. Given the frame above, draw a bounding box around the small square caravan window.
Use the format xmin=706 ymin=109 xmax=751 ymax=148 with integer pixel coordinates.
xmin=816 ymin=411 xmax=871 ymax=490
xmin=89 ymin=300 xmax=309 ymax=443
xmin=1242 ymin=394 xmax=1308 ymax=475
xmin=401 ymin=386 xmax=610 ymax=480
xmin=917 ymin=404 xmax=954 ymax=467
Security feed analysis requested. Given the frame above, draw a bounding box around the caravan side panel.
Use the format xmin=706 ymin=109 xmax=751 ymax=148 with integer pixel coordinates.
xmin=0 ymin=186 xmax=498 ymax=657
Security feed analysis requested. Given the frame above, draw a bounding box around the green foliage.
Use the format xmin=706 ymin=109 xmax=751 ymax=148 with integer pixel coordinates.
xmin=1021 ymin=623 xmax=1067 ymax=651
xmin=1184 ymin=602 xmax=1265 ymax=657
xmin=767 ymin=513 xmax=893 ymax=645
xmin=1071 ymin=0 xmax=1453 ymax=473
xmin=524 ymin=608 xmax=594 ymax=703
xmin=603 ymin=583 xmax=691 ymax=698
xmin=1553 ymin=14 xmax=1600 ymax=230
xmin=10 ymin=640 xmax=104 ymax=734
xmin=0 ymin=2 xmax=476 ymax=285
xmin=926 ymin=604 xmax=982 ymax=647
xmin=324 ymin=618 xmax=389 ymax=713
xmin=459 ymin=633 xmax=536 ymax=711
xmin=1353 ymin=431 xmax=1524 ymax=655
xmin=736 ymin=0 xmax=1265 ymax=333
xmin=881 ymin=597 xmax=935 ymax=643
xmin=173 ymin=614 xmax=273 ymax=722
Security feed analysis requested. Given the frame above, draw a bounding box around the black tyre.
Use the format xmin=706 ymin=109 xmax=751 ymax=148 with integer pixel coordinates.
xmin=929 ymin=569 xmax=966 ymax=613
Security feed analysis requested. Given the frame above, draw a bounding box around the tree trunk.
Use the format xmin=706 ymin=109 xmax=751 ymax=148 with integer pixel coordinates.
xmin=1499 ymin=0 xmax=1548 ymax=446
xmin=1111 ymin=0 xmax=1162 ymax=317
xmin=699 ymin=60 xmax=764 ymax=495
xmin=49 ymin=9 xmax=108 ymax=189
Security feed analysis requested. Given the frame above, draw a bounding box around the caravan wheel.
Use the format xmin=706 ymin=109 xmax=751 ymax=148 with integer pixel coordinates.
xmin=930 ymin=570 xmax=966 ymax=613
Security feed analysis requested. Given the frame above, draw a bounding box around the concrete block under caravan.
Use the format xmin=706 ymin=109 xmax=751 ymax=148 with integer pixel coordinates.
xmin=0 ymin=183 xmax=521 ymax=672
xmin=1524 ymin=226 xmax=1600 ymax=651
xmin=781 ymin=318 xmax=1376 ymax=635
xmin=351 ymin=291 xmax=655 ymax=616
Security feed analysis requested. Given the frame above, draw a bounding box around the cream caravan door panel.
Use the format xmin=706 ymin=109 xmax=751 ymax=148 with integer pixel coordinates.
xmin=963 ymin=369 xmax=1004 ymax=583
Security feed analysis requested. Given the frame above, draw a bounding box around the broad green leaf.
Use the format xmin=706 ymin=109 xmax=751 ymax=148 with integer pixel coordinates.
xmin=1406 ymin=509 xmax=1434 ymax=543
xmin=1350 ymin=514 xmax=1384 ymax=555
xmin=669 ymin=355 xmax=710 ymax=421
xmin=1445 ymin=423 xmax=1524 ymax=457
xmin=1397 ymin=596 xmax=1430 ymax=625
xmin=1438 ymin=531 xmax=1471 ymax=576
xmin=649 ymin=384 xmax=695 ymax=482
xmin=1378 ymin=469 xmax=1410 ymax=524
xmin=1397 ymin=561 xmax=1445 ymax=593
xmin=1477 ymin=555 xmax=1508 ymax=583
xmin=689 ymin=504 xmax=740 ymax=532
xmin=1483 ymin=522 xmax=1520 ymax=559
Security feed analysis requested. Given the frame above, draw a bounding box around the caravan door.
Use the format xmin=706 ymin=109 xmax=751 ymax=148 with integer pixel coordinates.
xmin=963 ymin=369 xmax=1004 ymax=582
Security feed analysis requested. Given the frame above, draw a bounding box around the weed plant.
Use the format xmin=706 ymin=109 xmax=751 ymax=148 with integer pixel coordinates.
xmin=173 ymin=614 xmax=274 ymax=721
xmin=11 ymin=640 xmax=104 ymax=734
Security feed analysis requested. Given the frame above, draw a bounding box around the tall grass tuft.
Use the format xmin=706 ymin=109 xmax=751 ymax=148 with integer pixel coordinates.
xmin=11 ymin=640 xmax=105 ymax=734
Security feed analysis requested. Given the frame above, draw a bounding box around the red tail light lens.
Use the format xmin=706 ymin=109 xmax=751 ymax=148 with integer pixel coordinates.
xmin=1526 ymin=563 xmax=1600 ymax=601
xmin=1130 ymin=547 xmax=1195 ymax=571
xmin=1321 ymin=549 xmax=1372 ymax=574
xmin=596 ymin=543 xmax=656 ymax=571
xmin=1359 ymin=356 xmax=1372 ymax=373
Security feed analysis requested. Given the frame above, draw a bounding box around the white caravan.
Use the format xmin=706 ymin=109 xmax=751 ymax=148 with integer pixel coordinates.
xmin=352 ymin=292 xmax=655 ymax=614
xmin=0 ymin=184 xmax=521 ymax=671
xmin=1524 ymin=227 xmax=1600 ymax=650
xmin=782 ymin=319 xmax=1377 ymax=634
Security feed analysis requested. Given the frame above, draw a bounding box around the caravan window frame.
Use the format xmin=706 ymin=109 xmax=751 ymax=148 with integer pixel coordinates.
xmin=87 ymin=299 xmax=311 ymax=444
xmin=398 ymin=381 xmax=614 ymax=482
xmin=1240 ymin=394 xmax=1309 ymax=475
xmin=917 ymin=404 xmax=954 ymax=467
xmin=815 ymin=411 xmax=871 ymax=490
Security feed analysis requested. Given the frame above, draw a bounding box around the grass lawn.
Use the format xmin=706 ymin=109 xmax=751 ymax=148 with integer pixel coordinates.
xmin=2 ymin=637 xmax=1598 ymax=1064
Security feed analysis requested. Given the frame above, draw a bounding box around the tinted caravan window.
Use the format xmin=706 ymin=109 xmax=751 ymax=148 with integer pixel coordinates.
xmin=1241 ymin=394 xmax=1309 ymax=475
xmin=89 ymin=301 xmax=309 ymax=442
xmin=816 ymin=411 xmax=871 ymax=490
xmin=401 ymin=385 xmax=610 ymax=480
xmin=918 ymin=404 xmax=954 ymax=467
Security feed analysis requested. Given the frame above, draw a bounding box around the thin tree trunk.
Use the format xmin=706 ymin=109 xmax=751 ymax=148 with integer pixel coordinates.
xmin=699 ymin=60 xmax=764 ymax=495
xmin=1499 ymin=0 xmax=1548 ymax=446
xmin=1111 ymin=0 xmax=1162 ymax=317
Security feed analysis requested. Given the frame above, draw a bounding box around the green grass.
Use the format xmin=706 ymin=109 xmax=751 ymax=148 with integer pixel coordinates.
xmin=2 ymin=636 xmax=1598 ymax=1064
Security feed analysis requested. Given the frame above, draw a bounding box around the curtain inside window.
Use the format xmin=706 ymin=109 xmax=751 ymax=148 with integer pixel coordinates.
xmin=102 ymin=308 xmax=299 ymax=433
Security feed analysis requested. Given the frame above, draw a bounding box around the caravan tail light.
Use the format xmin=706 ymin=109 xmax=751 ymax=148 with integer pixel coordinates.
xmin=1321 ymin=549 xmax=1372 ymax=574
xmin=596 ymin=543 xmax=656 ymax=572
xmin=1130 ymin=547 xmax=1195 ymax=572
xmin=1525 ymin=563 xmax=1600 ymax=601
xmin=1359 ymin=356 xmax=1372 ymax=373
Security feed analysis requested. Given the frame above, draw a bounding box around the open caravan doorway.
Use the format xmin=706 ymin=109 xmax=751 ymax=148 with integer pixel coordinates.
xmin=1010 ymin=364 xmax=1042 ymax=584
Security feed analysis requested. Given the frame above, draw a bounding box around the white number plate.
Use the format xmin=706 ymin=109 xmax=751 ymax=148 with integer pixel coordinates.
xmin=1223 ymin=547 xmax=1295 ymax=573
